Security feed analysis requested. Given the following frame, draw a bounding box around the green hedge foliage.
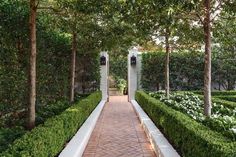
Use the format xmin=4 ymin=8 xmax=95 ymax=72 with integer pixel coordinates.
xmin=192 ymin=91 xmax=236 ymax=96
xmin=0 ymin=91 xmax=101 ymax=157
xmin=177 ymin=91 xmax=236 ymax=109
xmin=0 ymin=1 xmax=100 ymax=122
xmin=0 ymin=127 xmax=26 ymax=153
xmin=212 ymin=98 xmax=236 ymax=109
xmin=215 ymin=96 xmax=236 ymax=102
xmin=192 ymin=92 xmax=236 ymax=109
xmin=135 ymin=91 xmax=236 ymax=157
xmin=141 ymin=51 xmax=236 ymax=91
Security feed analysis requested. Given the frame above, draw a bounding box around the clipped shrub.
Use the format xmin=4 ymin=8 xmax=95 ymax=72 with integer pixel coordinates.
xmin=36 ymin=100 xmax=70 ymax=124
xmin=0 ymin=91 xmax=101 ymax=157
xmin=196 ymin=95 xmax=236 ymax=109
xmin=136 ymin=91 xmax=236 ymax=157
xmin=212 ymin=98 xmax=236 ymax=109
xmin=215 ymin=96 xmax=236 ymax=102
xmin=0 ymin=127 xmax=26 ymax=153
xmin=181 ymin=91 xmax=236 ymax=109
xmin=193 ymin=90 xmax=236 ymax=96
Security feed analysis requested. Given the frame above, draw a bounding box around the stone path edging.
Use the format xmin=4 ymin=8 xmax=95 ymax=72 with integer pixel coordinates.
xmin=59 ymin=100 xmax=106 ymax=157
xmin=131 ymin=100 xmax=180 ymax=157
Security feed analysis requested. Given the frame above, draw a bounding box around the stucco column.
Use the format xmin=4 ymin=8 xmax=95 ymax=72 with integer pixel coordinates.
xmin=100 ymin=52 xmax=109 ymax=101
xmin=128 ymin=48 xmax=139 ymax=101
xmin=137 ymin=53 xmax=142 ymax=89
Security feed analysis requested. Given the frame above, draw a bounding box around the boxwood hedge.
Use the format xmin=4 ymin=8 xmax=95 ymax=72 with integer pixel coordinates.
xmin=215 ymin=96 xmax=236 ymax=103
xmin=136 ymin=91 xmax=236 ymax=157
xmin=181 ymin=91 xmax=236 ymax=109
xmin=193 ymin=91 xmax=236 ymax=96
xmin=196 ymin=95 xmax=236 ymax=109
xmin=0 ymin=91 xmax=101 ymax=157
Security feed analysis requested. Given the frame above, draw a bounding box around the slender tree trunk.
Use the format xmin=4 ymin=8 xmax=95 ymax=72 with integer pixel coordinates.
xmin=203 ymin=0 xmax=212 ymax=116
xmin=156 ymin=82 xmax=160 ymax=91
xmin=165 ymin=30 xmax=170 ymax=99
xmin=227 ymin=79 xmax=234 ymax=90
xmin=28 ymin=0 xmax=37 ymax=129
xmin=70 ymin=32 xmax=77 ymax=103
xmin=82 ymin=64 xmax=85 ymax=94
xmin=218 ymin=80 xmax=221 ymax=90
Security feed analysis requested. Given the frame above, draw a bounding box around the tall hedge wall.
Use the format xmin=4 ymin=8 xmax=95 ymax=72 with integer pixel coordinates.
xmin=0 ymin=1 xmax=100 ymax=120
xmin=141 ymin=51 xmax=236 ymax=91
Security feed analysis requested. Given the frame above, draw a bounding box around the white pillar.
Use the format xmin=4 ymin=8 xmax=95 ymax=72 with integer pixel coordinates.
xmin=100 ymin=52 xmax=109 ymax=101
xmin=137 ymin=53 xmax=142 ymax=89
xmin=128 ymin=48 xmax=139 ymax=101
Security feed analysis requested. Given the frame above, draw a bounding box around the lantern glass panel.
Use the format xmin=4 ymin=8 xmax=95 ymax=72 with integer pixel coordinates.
xmin=131 ymin=55 xmax=136 ymax=65
xmin=100 ymin=56 xmax=106 ymax=65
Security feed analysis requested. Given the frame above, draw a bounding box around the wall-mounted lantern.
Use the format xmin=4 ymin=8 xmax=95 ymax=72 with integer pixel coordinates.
xmin=100 ymin=55 xmax=106 ymax=65
xmin=131 ymin=55 xmax=136 ymax=66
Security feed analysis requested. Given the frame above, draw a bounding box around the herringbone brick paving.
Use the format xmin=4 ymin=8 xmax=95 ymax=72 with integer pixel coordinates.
xmin=82 ymin=96 xmax=156 ymax=157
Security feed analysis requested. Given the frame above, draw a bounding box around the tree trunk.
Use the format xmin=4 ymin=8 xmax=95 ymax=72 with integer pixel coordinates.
xmin=27 ymin=0 xmax=37 ymax=129
xmin=156 ymin=82 xmax=160 ymax=91
xmin=227 ymin=79 xmax=234 ymax=90
xmin=203 ymin=0 xmax=212 ymax=117
xmin=218 ymin=80 xmax=221 ymax=91
xmin=70 ymin=32 xmax=77 ymax=103
xmin=165 ymin=30 xmax=170 ymax=99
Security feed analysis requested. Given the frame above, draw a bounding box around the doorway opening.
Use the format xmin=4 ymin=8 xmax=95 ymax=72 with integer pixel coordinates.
xmin=108 ymin=53 xmax=128 ymax=96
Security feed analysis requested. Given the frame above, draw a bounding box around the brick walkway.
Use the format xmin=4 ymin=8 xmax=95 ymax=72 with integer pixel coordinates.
xmin=82 ymin=96 xmax=156 ymax=157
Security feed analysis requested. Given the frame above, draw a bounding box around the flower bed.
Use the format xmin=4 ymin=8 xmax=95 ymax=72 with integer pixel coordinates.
xmin=149 ymin=91 xmax=236 ymax=139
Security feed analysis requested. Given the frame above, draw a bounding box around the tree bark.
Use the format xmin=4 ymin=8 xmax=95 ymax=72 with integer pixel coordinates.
xmin=70 ymin=32 xmax=77 ymax=103
xmin=227 ymin=79 xmax=234 ymax=90
xmin=28 ymin=0 xmax=37 ymax=129
xmin=203 ymin=0 xmax=212 ymax=116
xmin=156 ymin=82 xmax=160 ymax=91
xmin=165 ymin=30 xmax=170 ymax=99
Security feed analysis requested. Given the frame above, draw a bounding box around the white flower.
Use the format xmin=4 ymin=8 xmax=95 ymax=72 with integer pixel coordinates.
xmin=230 ymin=128 xmax=236 ymax=134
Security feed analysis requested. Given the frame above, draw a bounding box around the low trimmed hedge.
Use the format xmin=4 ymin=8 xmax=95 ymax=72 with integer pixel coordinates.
xmin=182 ymin=91 xmax=236 ymax=109
xmin=36 ymin=100 xmax=70 ymax=124
xmin=215 ymin=96 xmax=236 ymax=103
xmin=136 ymin=91 xmax=236 ymax=157
xmin=169 ymin=90 xmax=236 ymax=109
xmin=196 ymin=95 xmax=236 ymax=109
xmin=0 ymin=91 xmax=101 ymax=157
xmin=212 ymin=97 xmax=236 ymax=109
xmin=193 ymin=90 xmax=236 ymax=96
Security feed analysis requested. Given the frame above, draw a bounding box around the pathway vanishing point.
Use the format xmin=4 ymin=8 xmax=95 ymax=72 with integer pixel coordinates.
xmin=83 ymin=96 xmax=156 ymax=157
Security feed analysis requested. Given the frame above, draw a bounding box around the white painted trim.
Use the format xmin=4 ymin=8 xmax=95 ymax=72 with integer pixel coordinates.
xmin=131 ymin=100 xmax=180 ymax=157
xmin=59 ymin=100 xmax=106 ymax=157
